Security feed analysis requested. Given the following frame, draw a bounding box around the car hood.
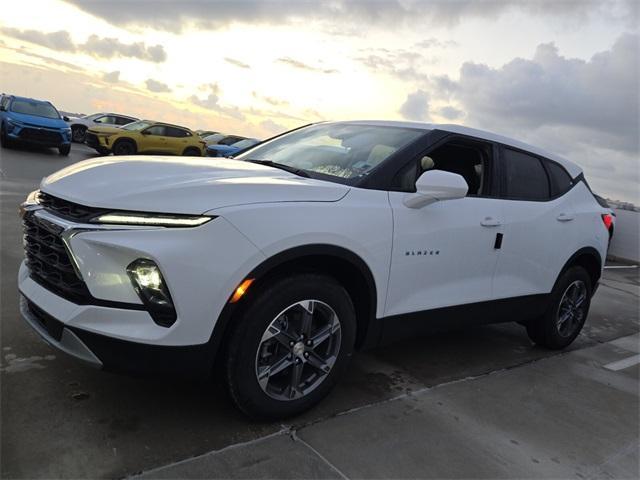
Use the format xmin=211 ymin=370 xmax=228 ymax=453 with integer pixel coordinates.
xmin=7 ymin=111 xmax=67 ymax=129
xmin=40 ymin=156 xmax=350 ymax=214
xmin=87 ymin=126 xmax=122 ymax=134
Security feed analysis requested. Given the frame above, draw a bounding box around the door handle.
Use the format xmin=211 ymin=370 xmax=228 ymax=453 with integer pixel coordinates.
xmin=481 ymin=217 xmax=502 ymax=227
xmin=557 ymin=213 xmax=574 ymax=222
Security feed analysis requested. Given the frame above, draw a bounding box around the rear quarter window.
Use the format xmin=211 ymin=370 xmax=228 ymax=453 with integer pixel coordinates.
xmin=545 ymin=161 xmax=574 ymax=197
xmin=503 ymin=148 xmax=550 ymax=201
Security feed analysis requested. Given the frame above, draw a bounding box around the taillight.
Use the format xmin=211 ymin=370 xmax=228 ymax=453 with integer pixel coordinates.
xmin=601 ymin=213 xmax=613 ymax=230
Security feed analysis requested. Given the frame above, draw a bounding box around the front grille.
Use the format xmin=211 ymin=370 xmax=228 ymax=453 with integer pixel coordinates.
xmin=38 ymin=191 xmax=105 ymax=222
xmin=85 ymin=132 xmax=99 ymax=147
xmin=26 ymin=300 xmax=64 ymax=341
xmin=19 ymin=127 xmax=61 ymax=144
xmin=23 ymin=212 xmax=92 ymax=304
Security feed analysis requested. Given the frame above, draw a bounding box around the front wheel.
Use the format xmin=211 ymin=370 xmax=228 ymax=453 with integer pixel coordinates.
xmin=58 ymin=144 xmax=71 ymax=156
xmin=113 ymin=139 xmax=136 ymax=156
xmin=525 ymin=266 xmax=592 ymax=349
xmin=0 ymin=124 xmax=11 ymax=149
xmin=225 ymin=274 xmax=356 ymax=419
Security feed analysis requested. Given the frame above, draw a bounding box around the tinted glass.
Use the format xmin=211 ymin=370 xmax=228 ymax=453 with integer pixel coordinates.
xmin=219 ymin=136 xmax=242 ymax=145
xmin=503 ymin=149 xmax=550 ymax=200
xmin=546 ymin=161 xmax=573 ymax=197
xmin=165 ymin=126 xmax=189 ymax=137
xmin=115 ymin=116 xmax=134 ymax=125
xmin=95 ymin=116 xmax=116 ymax=124
xmin=144 ymin=125 xmax=166 ymax=136
xmin=10 ymin=99 xmax=60 ymax=119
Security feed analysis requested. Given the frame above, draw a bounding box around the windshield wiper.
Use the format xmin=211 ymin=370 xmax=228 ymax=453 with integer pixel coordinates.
xmin=244 ymin=159 xmax=310 ymax=178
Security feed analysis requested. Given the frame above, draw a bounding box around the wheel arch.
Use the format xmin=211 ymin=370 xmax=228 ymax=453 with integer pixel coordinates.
xmin=558 ymin=246 xmax=602 ymax=294
xmin=112 ymin=136 xmax=137 ymax=152
xmin=209 ymin=244 xmax=379 ymax=368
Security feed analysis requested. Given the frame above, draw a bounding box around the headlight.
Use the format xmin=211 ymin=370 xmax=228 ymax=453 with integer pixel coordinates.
xmin=19 ymin=190 xmax=40 ymax=218
xmin=127 ymin=258 xmax=176 ymax=327
xmin=91 ymin=213 xmax=213 ymax=227
xmin=5 ymin=117 xmax=22 ymax=133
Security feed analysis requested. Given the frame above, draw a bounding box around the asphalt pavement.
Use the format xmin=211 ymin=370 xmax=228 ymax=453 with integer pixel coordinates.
xmin=1 ymin=142 xmax=638 ymax=479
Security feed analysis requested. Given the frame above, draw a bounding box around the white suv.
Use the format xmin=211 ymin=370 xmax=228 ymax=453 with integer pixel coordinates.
xmin=18 ymin=121 xmax=612 ymax=418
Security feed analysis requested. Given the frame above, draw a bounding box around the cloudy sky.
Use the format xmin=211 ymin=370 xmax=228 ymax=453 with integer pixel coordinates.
xmin=0 ymin=0 xmax=638 ymax=202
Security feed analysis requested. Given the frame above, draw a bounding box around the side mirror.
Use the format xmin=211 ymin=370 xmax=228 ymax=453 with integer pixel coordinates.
xmin=403 ymin=170 xmax=468 ymax=208
xmin=141 ymin=130 xmax=150 ymax=135
xmin=0 ymin=106 xmax=6 ymax=112
xmin=63 ymin=115 xmax=70 ymax=122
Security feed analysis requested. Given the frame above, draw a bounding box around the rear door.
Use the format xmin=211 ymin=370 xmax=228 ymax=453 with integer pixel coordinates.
xmin=492 ymin=146 xmax=578 ymax=299
xmin=164 ymin=126 xmax=192 ymax=155
xmin=139 ymin=125 xmax=170 ymax=153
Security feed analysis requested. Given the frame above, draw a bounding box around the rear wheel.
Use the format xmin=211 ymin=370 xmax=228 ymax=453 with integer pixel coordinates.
xmin=183 ymin=147 xmax=201 ymax=157
xmin=525 ymin=266 xmax=591 ymax=349
xmin=71 ymin=126 xmax=86 ymax=143
xmin=58 ymin=144 xmax=71 ymax=156
xmin=113 ymin=139 xmax=136 ymax=156
xmin=225 ymin=274 xmax=356 ymax=419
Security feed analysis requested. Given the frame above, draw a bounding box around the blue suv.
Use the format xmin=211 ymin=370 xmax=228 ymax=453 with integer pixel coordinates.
xmin=0 ymin=94 xmax=72 ymax=155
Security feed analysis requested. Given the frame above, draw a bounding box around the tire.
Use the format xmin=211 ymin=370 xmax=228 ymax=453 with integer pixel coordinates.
xmin=58 ymin=144 xmax=71 ymax=156
xmin=525 ymin=266 xmax=592 ymax=349
xmin=113 ymin=139 xmax=136 ymax=156
xmin=183 ymin=147 xmax=201 ymax=157
xmin=225 ymin=273 xmax=356 ymax=419
xmin=0 ymin=124 xmax=11 ymax=149
xmin=71 ymin=126 xmax=86 ymax=143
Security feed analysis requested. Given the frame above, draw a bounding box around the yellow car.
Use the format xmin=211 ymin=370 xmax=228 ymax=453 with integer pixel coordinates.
xmin=85 ymin=120 xmax=205 ymax=156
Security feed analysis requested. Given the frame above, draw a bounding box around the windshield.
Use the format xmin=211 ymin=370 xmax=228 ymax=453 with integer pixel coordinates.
xmin=121 ymin=120 xmax=153 ymax=131
xmin=10 ymin=99 xmax=60 ymax=119
xmin=232 ymin=139 xmax=257 ymax=149
xmin=235 ymin=123 xmax=424 ymax=181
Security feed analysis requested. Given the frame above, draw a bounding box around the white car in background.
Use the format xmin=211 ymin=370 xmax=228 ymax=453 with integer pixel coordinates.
xmin=67 ymin=113 xmax=138 ymax=143
xmin=18 ymin=121 xmax=612 ymax=419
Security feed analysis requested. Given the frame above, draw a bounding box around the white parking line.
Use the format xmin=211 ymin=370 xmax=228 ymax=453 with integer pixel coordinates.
xmin=603 ymin=354 xmax=640 ymax=371
xmin=604 ymin=265 xmax=638 ymax=269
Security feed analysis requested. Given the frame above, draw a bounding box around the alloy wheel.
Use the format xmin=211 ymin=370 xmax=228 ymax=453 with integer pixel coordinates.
xmin=255 ymin=300 xmax=341 ymax=401
xmin=556 ymin=280 xmax=587 ymax=337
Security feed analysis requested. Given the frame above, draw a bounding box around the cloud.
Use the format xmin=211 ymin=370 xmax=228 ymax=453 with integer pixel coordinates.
xmin=1 ymin=28 xmax=75 ymax=51
xmin=0 ymin=27 xmax=167 ymax=62
xmin=260 ymin=119 xmax=287 ymax=136
xmin=190 ymin=83 xmax=245 ymax=120
xmin=102 ymin=70 xmax=120 ymax=83
xmin=436 ymin=33 xmax=639 ymax=202
xmin=438 ymin=105 xmax=464 ymax=120
xmin=277 ymin=57 xmax=337 ymax=74
xmin=444 ymin=33 xmax=639 ymax=153
xmin=62 ymin=0 xmax=638 ymax=32
xmin=225 ymin=57 xmax=250 ymax=69
xmin=399 ymin=90 xmax=430 ymax=121
xmin=145 ymin=78 xmax=171 ymax=93
xmin=355 ymin=47 xmax=437 ymax=83
xmin=415 ymin=37 xmax=458 ymax=49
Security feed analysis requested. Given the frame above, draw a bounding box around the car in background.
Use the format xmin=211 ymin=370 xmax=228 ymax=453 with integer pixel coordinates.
xmin=594 ymin=194 xmax=616 ymax=244
xmin=85 ymin=119 xmax=205 ymax=156
xmin=0 ymin=94 xmax=72 ymax=155
xmin=202 ymin=133 xmax=226 ymax=145
xmin=67 ymin=113 xmax=138 ymax=143
xmin=195 ymin=130 xmax=219 ymax=138
xmin=206 ymin=137 xmax=260 ymax=157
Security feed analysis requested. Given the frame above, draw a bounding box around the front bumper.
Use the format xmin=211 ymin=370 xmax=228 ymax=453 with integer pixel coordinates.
xmin=7 ymin=125 xmax=71 ymax=147
xmin=18 ymin=205 xmax=266 ymax=373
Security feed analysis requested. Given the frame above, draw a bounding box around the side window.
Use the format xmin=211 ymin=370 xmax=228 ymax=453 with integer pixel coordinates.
xmin=545 ymin=160 xmax=574 ymax=197
xmin=144 ymin=125 xmax=166 ymax=136
xmin=0 ymin=96 xmax=9 ymax=109
xmin=94 ymin=116 xmax=116 ymax=124
xmin=392 ymin=139 xmax=493 ymax=196
xmin=503 ymin=148 xmax=550 ymax=200
xmin=165 ymin=127 xmax=189 ymax=138
xmin=115 ymin=116 xmax=134 ymax=126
